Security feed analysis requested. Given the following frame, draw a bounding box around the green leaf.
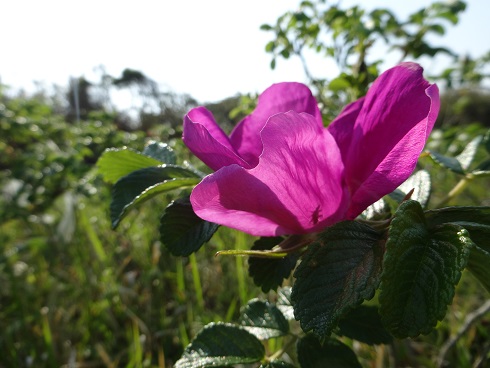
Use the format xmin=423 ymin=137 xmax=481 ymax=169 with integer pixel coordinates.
xmin=276 ymin=287 xmax=295 ymax=321
xmin=337 ymin=305 xmax=393 ymax=345
xmin=456 ymin=135 xmax=483 ymax=171
xmin=160 ymin=196 xmax=219 ymax=256
xmin=291 ymin=221 xmax=384 ymax=340
xmin=175 ymin=322 xmax=265 ymax=368
xmin=466 ymin=245 xmax=490 ymax=292
xmin=379 ymin=200 xmax=472 ymax=338
xmin=97 ymin=148 xmax=163 ymax=184
xmin=328 ymin=76 xmax=351 ymax=92
xmin=248 ymin=237 xmax=299 ymax=292
xmin=110 ymin=166 xmax=201 ymax=229
xmin=142 ymin=140 xmax=176 ymax=164
xmin=238 ymin=299 xmax=289 ymax=339
xmin=425 ymin=206 xmax=490 ymax=252
xmin=297 ymin=335 xmax=362 ymax=368
xmin=427 ymin=135 xmax=483 ymax=175
xmin=427 ymin=150 xmax=465 ymax=174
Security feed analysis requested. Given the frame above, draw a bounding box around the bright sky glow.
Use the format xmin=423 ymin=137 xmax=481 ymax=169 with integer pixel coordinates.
xmin=1 ymin=0 xmax=488 ymax=104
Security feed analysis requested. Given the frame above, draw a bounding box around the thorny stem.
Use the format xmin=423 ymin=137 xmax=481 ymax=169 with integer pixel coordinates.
xmin=435 ymin=174 xmax=474 ymax=208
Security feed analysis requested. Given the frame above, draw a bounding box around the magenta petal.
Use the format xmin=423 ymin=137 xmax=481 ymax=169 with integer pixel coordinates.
xmin=327 ymin=97 xmax=364 ymax=163
xmin=341 ymin=63 xmax=440 ymax=218
xmin=229 ymin=82 xmax=322 ymax=166
xmin=183 ymin=107 xmax=251 ymax=171
xmin=191 ymin=111 xmax=349 ymax=237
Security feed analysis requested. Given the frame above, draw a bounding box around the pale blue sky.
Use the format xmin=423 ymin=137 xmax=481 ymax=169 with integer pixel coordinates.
xmin=1 ymin=0 xmax=488 ymax=103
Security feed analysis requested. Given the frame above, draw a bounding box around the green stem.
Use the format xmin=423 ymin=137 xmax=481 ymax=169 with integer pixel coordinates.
xmin=189 ymin=253 xmax=204 ymax=311
xmin=435 ymin=174 xmax=474 ymax=208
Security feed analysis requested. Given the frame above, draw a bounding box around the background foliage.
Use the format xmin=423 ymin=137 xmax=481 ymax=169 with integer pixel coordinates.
xmin=1 ymin=0 xmax=490 ymax=367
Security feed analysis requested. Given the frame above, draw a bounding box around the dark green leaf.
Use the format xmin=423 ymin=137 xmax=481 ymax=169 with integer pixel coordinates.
xmin=110 ymin=166 xmax=201 ymax=229
xmin=276 ymin=287 xmax=294 ymax=321
xmin=379 ymin=200 xmax=472 ymax=338
xmin=292 ymin=221 xmax=384 ymax=340
xmin=466 ymin=245 xmax=490 ymax=292
xmin=97 ymin=148 xmax=163 ymax=184
xmin=425 ymin=206 xmax=490 ymax=252
xmin=248 ymin=237 xmax=299 ymax=292
xmin=337 ymin=305 xmax=393 ymax=345
xmin=239 ymin=299 xmax=289 ymax=339
xmin=297 ymin=335 xmax=362 ymax=368
xmin=427 ymin=150 xmax=465 ymax=174
xmin=175 ymin=323 xmax=265 ymax=368
xmin=142 ymin=140 xmax=176 ymax=164
xmin=160 ymin=196 xmax=219 ymax=256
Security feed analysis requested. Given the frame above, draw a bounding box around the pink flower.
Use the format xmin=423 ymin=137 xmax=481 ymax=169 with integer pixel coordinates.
xmin=184 ymin=63 xmax=440 ymax=237
xmin=183 ymin=82 xmax=322 ymax=171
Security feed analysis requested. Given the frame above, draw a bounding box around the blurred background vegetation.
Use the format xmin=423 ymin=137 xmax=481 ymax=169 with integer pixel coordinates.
xmin=1 ymin=0 xmax=490 ymax=367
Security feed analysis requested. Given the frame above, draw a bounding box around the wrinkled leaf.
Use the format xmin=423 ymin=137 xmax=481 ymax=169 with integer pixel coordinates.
xmin=239 ymin=299 xmax=289 ymax=339
xmin=379 ymin=200 xmax=472 ymax=338
xmin=292 ymin=221 xmax=384 ymax=340
xmin=160 ymin=197 xmax=219 ymax=256
xmin=97 ymin=148 xmax=163 ymax=184
xmin=297 ymin=335 xmax=362 ymax=368
xmin=248 ymin=237 xmax=299 ymax=292
xmin=337 ymin=305 xmax=393 ymax=345
xmin=142 ymin=140 xmax=176 ymax=164
xmin=175 ymin=323 xmax=265 ymax=368
xmin=110 ymin=166 xmax=200 ymax=229
xmin=425 ymin=206 xmax=490 ymax=252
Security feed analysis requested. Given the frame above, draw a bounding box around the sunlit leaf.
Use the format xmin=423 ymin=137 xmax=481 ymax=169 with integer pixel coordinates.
xmin=456 ymin=135 xmax=483 ymax=171
xmin=239 ymin=299 xmax=289 ymax=339
xmin=142 ymin=140 xmax=176 ymax=164
xmin=276 ymin=287 xmax=294 ymax=321
xmin=97 ymin=148 xmax=162 ymax=184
